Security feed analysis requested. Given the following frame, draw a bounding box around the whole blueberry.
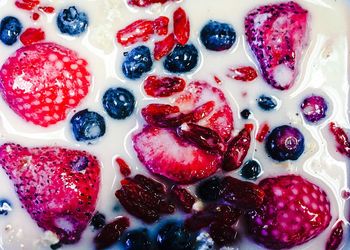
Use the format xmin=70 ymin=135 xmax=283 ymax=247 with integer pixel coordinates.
xmin=200 ymin=20 xmax=236 ymax=51
xmin=157 ymin=221 xmax=197 ymax=250
xmin=70 ymin=109 xmax=106 ymax=142
xmin=0 ymin=199 xmax=12 ymax=216
xmin=57 ymin=6 xmax=88 ymax=36
xmin=196 ymin=176 xmax=222 ymax=202
xmin=164 ymin=44 xmax=199 ymax=73
xmin=122 ymin=228 xmax=153 ymax=250
xmin=122 ymin=45 xmax=153 ymax=79
xmin=90 ymin=212 xmax=106 ymax=230
xmin=257 ymin=95 xmax=277 ymax=111
xmin=102 ymin=88 xmax=135 ymax=120
xmin=265 ymin=125 xmax=305 ymax=161
xmin=241 ymin=160 xmax=262 ymax=180
xmin=301 ymin=95 xmax=328 ymax=123
xmin=0 ymin=16 xmax=22 ymax=45
xmin=240 ymin=109 xmax=251 ymax=119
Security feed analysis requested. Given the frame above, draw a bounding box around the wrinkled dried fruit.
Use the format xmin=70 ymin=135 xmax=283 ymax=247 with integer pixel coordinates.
xmin=116 ymin=157 xmax=131 ymax=177
xmin=228 ymin=66 xmax=258 ymax=82
xmin=20 ymin=28 xmax=45 ymax=45
xmin=329 ymin=122 xmax=350 ymax=158
xmin=154 ymin=33 xmax=176 ymax=60
xmin=173 ymin=7 xmax=190 ymax=45
xmin=326 ymin=220 xmax=344 ymax=250
xmin=170 ymin=186 xmax=196 ymax=213
xmin=256 ymin=122 xmax=270 ymax=143
xmin=117 ymin=19 xmax=154 ymax=46
xmin=153 ymin=16 xmax=169 ymax=36
xmin=144 ymin=75 xmax=185 ymax=97
xmin=209 ymin=222 xmax=238 ymax=246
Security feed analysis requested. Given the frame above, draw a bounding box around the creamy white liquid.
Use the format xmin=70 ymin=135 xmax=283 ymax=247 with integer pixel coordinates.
xmin=0 ymin=0 xmax=349 ymax=249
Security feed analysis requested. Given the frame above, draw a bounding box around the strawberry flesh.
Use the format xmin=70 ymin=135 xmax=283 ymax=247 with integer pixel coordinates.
xmin=154 ymin=33 xmax=176 ymax=60
xmin=245 ymin=2 xmax=309 ymax=90
xmin=117 ymin=19 xmax=154 ymax=46
xmin=173 ymin=7 xmax=190 ymax=45
xmin=144 ymin=75 xmax=185 ymax=97
xmin=0 ymin=143 xmax=101 ymax=243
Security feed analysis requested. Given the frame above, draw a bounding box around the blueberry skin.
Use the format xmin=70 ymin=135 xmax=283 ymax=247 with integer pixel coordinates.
xmin=103 ymin=88 xmax=135 ymax=120
xmin=122 ymin=228 xmax=153 ymax=250
xmin=241 ymin=160 xmax=261 ymax=180
xmin=258 ymin=95 xmax=277 ymax=111
xmin=240 ymin=109 xmax=251 ymax=119
xmin=164 ymin=44 xmax=199 ymax=73
xmin=0 ymin=199 xmax=12 ymax=216
xmin=196 ymin=176 xmax=222 ymax=202
xmin=200 ymin=20 xmax=236 ymax=51
xmin=0 ymin=16 xmax=22 ymax=45
xmin=157 ymin=221 xmax=197 ymax=250
xmin=57 ymin=6 xmax=88 ymax=36
xmin=70 ymin=109 xmax=106 ymax=142
xmin=301 ymin=95 xmax=328 ymax=123
xmin=122 ymin=46 xmax=153 ymax=79
xmin=265 ymin=125 xmax=305 ymax=161
xmin=90 ymin=212 xmax=106 ymax=230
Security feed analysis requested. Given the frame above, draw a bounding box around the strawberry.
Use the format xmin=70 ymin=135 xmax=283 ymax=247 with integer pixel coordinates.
xmin=20 ymin=28 xmax=45 ymax=45
xmin=117 ymin=19 xmax=154 ymax=46
xmin=153 ymin=16 xmax=169 ymax=36
xmin=173 ymin=7 xmax=190 ymax=45
xmin=173 ymin=81 xmax=234 ymax=141
xmin=0 ymin=143 xmax=101 ymax=243
xmin=227 ymin=66 xmax=258 ymax=82
xmin=154 ymin=33 xmax=176 ymax=60
xmin=143 ymin=75 xmax=185 ymax=97
xmin=246 ymin=175 xmax=332 ymax=249
xmin=133 ymin=126 xmax=222 ymax=184
xmin=0 ymin=42 xmax=91 ymax=127
xmin=245 ymin=2 xmax=309 ymax=90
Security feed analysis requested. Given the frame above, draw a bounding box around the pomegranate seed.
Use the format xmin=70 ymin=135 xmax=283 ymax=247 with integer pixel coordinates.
xmin=144 ymin=75 xmax=186 ymax=97
xmin=228 ymin=66 xmax=258 ymax=82
xmin=256 ymin=122 xmax=270 ymax=142
xmin=154 ymin=33 xmax=176 ymax=60
xmin=116 ymin=157 xmax=131 ymax=177
xmin=329 ymin=122 xmax=350 ymax=158
xmin=173 ymin=7 xmax=190 ymax=45
xmin=326 ymin=220 xmax=344 ymax=250
xmin=170 ymin=185 xmax=196 ymax=213
xmin=117 ymin=19 xmax=154 ymax=46
xmin=20 ymin=28 xmax=45 ymax=46
xmin=153 ymin=16 xmax=169 ymax=36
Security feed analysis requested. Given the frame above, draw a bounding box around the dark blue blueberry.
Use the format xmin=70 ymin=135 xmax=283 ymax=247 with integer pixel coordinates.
xmin=265 ymin=125 xmax=305 ymax=161
xmin=240 ymin=109 xmax=251 ymax=119
xmin=50 ymin=242 xmax=62 ymax=250
xmin=102 ymin=88 xmax=135 ymax=119
xmin=90 ymin=212 xmax=106 ymax=230
xmin=157 ymin=221 xmax=197 ymax=250
xmin=0 ymin=199 xmax=12 ymax=216
xmin=57 ymin=6 xmax=88 ymax=36
xmin=301 ymin=95 xmax=328 ymax=123
xmin=241 ymin=160 xmax=262 ymax=180
xmin=164 ymin=44 xmax=199 ymax=73
xmin=122 ymin=228 xmax=153 ymax=250
xmin=0 ymin=16 xmax=22 ymax=45
xmin=196 ymin=176 xmax=222 ymax=202
xmin=200 ymin=20 xmax=236 ymax=51
xmin=70 ymin=109 xmax=106 ymax=142
xmin=122 ymin=45 xmax=153 ymax=79
xmin=257 ymin=95 xmax=277 ymax=111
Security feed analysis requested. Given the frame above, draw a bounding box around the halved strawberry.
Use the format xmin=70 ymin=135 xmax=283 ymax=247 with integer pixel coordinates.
xmin=0 ymin=42 xmax=91 ymax=127
xmin=0 ymin=143 xmax=101 ymax=244
xmin=246 ymin=175 xmax=331 ymax=249
xmin=245 ymin=2 xmax=309 ymax=90
xmin=133 ymin=126 xmax=222 ymax=184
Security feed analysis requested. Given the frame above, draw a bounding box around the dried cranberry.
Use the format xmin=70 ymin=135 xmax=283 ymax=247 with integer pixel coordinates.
xmin=326 ymin=220 xmax=344 ymax=250
xmin=153 ymin=16 xmax=169 ymax=36
xmin=15 ymin=0 xmax=40 ymax=10
xmin=170 ymin=186 xmax=196 ymax=213
xmin=173 ymin=7 xmax=190 ymax=45
xmin=20 ymin=28 xmax=45 ymax=45
xmin=154 ymin=33 xmax=176 ymax=60
xmin=117 ymin=19 xmax=154 ymax=46
xmin=209 ymin=222 xmax=238 ymax=246
xmin=227 ymin=66 xmax=258 ymax=82
xmin=256 ymin=122 xmax=270 ymax=142
xmin=329 ymin=122 xmax=350 ymax=158
xmin=128 ymin=0 xmax=168 ymax=7
xmin=144 ymin=75 xmax=185 ymax=97
xmin=116 ymin=157 xmax=131 ymax=177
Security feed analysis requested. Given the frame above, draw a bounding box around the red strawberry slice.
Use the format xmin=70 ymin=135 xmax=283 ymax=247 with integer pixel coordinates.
xmin=133 ymin=126 xmax=222 ymax=184
xmin=246 ymin=175 xmax=331 ymax=249
xmin=245 ymin=2 xmax=309 ymax=90
xmin=0 ymin=143 xmax=101 ymax=244
xmin=0 ymin=42 xmax=91 ymax=127
xmin=173 ymin=81 xmax=234 ymax=141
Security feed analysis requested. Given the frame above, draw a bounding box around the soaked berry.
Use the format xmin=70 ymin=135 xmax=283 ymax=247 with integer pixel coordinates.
xmin=122 ymin=45 xmax=153 ymax=79
xmin=164 ymin=44 xmax=199 ymax=73
xmin=196 ymin=176 xmax=222 ymax=202
xmin=257 ymin=95 xmax=277 ymax=111
xmin=90 ymin=212 xmax=106 ymax=230
xmin=102 ymin=88 xmax=135 ymax=120
xmin=170 ymin=186 xmax=196 ymax=213
xmin=57 ymin=6 xmax=88 ymax=36
xmin=0 ymin=199 xmax=12 ymax=216
xmin=200 ymin=20 xmax=236 ymax=51
xmin=240 ymin=109 xmax=251 ymax=119
xmin=122 ymin=228 xmax=153 ymax=250
xmin=301 ymin=95 xmax=328 ymax=123
xmin=0 ymin=16 xmax=22 ymax=45
xmin=241 ymin=160 xmax=262 ymax=180
xmin=209 ymin=222 xmax=238 ymax=246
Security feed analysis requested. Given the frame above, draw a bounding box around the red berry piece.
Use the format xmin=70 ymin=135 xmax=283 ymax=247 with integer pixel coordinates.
xmin=301 ymin=95 xmax=328 ymax=123
xmin=128 ymin=0 xmax=169 ymax=7
xmin=141 ymin=104 xmax=188 ymax=127
xmin=38 ymin=6 xmax=55 ymax=13
xmin=94 ymin=217 xmax=130 ymax=250
xmin=227 ymin=66 xmax=258 ymax=82
xmin=246 ymin=175 xmax=332 ymax=249
xmin=144 ymin=75 xmax=185 ymax=97
xmin=133 ymin=126 xmax=222 ymax=184
xmin=115 ymin=174 xmax=175 ymax=223
xmin=15 ymin=0 xmax=40 ymax=10
xmin=329 ymin=122 xmax=350 ymax=158
xmin=221 ymin=176 xmax=265 ymax=210
xmin=209 ymin=222 xmax=238 ymax=246
xmin=0 ymin=143 xmax=101 ymax=243
xmin=117 ymin=19 xmax=154 ymax=46
xmin=223 ymin=126 xmax=252 ymax=171
xmin=170 ymin=186 xmax=196 ymax=213
xmin=326 ymin=220 xmax=344 ymax=250
xmin=173 ymin=7 xmax=190 ymax=45
xmin=20 ymin=27 xmax=45 ymax=45
xmin=116 ymin=157 xmax=131 ymax=177
xmin=256 ymin=122 xmax=270 ymax=143
xmin=154 ymin=33 xmax=176 ymax=60
xmin=32 ymin=12 xmax=40 ymax=20
xmin=245 ymin=2 xmax=309 ymax=90
xmin=0 ymin=42 xmax=91 ymax=127
xmin=214 ymin=75 xmax=222 ymax=84
xmin=153 ymin=16 xmax=169 ymax=36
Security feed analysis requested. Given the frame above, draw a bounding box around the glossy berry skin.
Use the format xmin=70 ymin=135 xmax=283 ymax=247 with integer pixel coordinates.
xmin=0 ymin=199 xmax=12 ymax=216
xmin=164 ymin=44 xmax=199 ymax=73
xmin=200 ymin=20 xmax=236 ymax=51
xmin=122 ymin=45 xmax=153 ymax=79
xmin=122 ymin=228 xmax=153 ymax=250
xmin=257 ymin=95 xmax=277 ymax=111
xmin=70 ymin=109 xmax=106 ymax=142
xmin=103 ymin=88 xmax=135 ymax=119
xmin=0 ymin=16 xmax=22 ymax=45
xmin=240 ymin=109 xmax=251 ymax=119
xmin=156 ymin=221 xmax=197 ymax=250
xmin=301 ymin=95 xmax=328 ymax=123
xmin=90 ymin=212 xmax=106 ymax=230
xmin=57 ymin=6 xmax=88 ymax=36
xmin=241 ymin=160 xmax=261 ymax=180
xmin=265 ymin=125 xmax=305 ymax=161
xmin=196 ymin=176 xmax=222 ymax=202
